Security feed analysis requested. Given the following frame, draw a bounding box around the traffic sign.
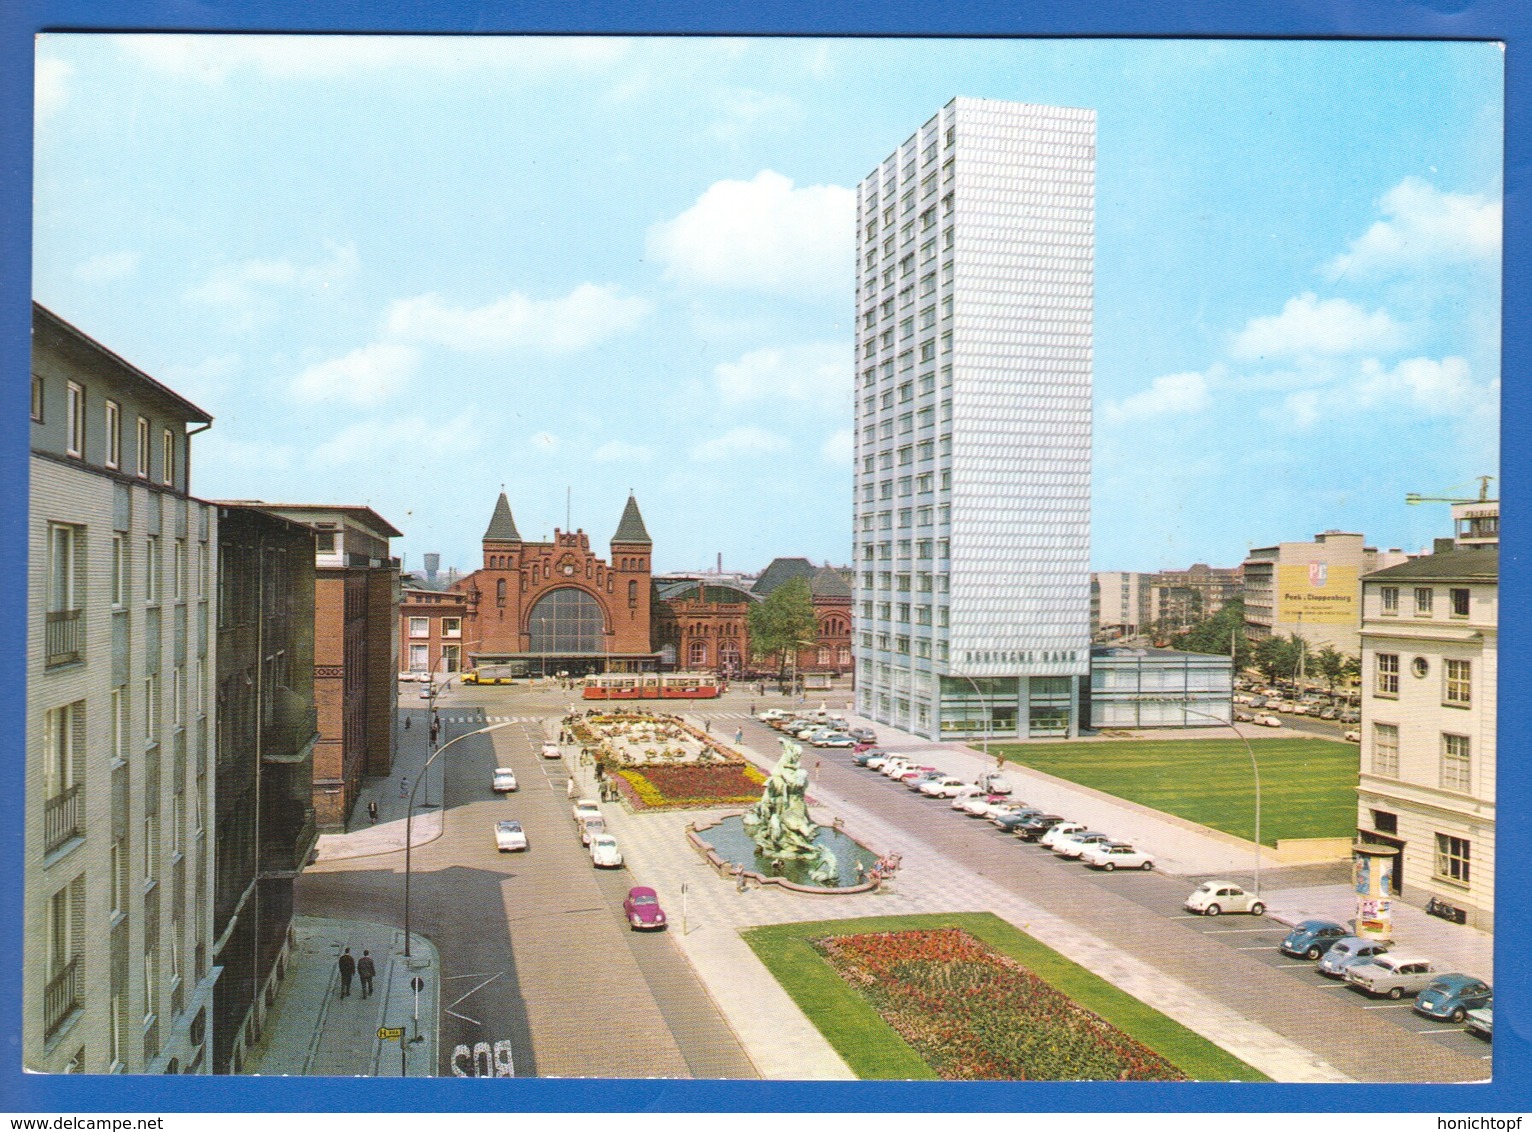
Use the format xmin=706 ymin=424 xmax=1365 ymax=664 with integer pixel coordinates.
xmin=411 ymin=976 xmax=425 ymax=992
xmin=378 ymin=1026 xmax=405 ymax=1040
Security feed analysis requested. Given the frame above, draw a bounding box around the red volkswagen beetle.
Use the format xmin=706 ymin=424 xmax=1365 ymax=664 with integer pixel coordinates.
xmin=622 ymin=886 xmax=667 ymax=931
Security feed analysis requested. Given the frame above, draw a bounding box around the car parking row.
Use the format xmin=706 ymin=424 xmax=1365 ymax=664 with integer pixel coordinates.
xmin=828 ymin=733 xmax=1491 ymax=1058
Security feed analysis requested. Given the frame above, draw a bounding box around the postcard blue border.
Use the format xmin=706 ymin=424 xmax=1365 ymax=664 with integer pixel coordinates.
xmin=1 ymin=0 xmax=1525 ymax=1114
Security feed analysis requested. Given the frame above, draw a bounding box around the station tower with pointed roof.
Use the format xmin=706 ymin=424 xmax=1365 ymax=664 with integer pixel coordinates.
xmin=451 ymin=492 xmax=657 ymax=674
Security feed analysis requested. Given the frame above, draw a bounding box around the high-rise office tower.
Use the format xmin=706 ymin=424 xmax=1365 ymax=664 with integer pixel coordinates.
xmin=852 ymin=97 xmax=1094 ymax=741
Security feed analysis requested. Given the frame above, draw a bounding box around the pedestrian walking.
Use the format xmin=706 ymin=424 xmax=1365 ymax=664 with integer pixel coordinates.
xmin=337 ymin=948 xmax=356 ymax=998
xmin=357 ymin=950 xmax=376 ymax=999
xmin=429 ymin=719 xmax=440 ymax=746
xmin=367 ymin=800 xmax=378 ymax=824
xmin=404 ymin=716 xmax=411 ymax=730
xmin=749 ymin=702 xmax=756 ymax=716
xmin=567 ymin=776 xmax=578 ymax=799
xmin=399 ymin=776 xmax=409 ymax=799
xmin=705 ymin=719 xmax=711 ymax=733
xmin=734 ymin=728 xmax=744 ymax=745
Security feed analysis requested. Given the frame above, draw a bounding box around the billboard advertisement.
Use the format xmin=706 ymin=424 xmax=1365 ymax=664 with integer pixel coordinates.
xmin=1277 ymin=562 xmax=1358 ymax=624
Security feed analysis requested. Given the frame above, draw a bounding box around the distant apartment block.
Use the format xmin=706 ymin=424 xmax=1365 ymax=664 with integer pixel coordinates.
xmin=1356 ymin=503 xmax=1497 ymax=931
xmin=28 ymin=304 xmax=218 ymax=1073
xmin=1091 ymin=571 xmax=1151 ymax=638
xmin=256 ymin=505 xmax=401 ymax=831
xmin=853 ymin=97 xmax=1095 ymax=741
xmin=399 ymin=586 xmax=471 ymax=677
xmin=1243 ymin=531 xmax=1407 ymax=655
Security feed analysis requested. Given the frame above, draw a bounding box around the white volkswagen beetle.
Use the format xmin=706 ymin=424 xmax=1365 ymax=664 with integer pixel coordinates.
xmin=1183 ymin=880 xmax=1265 ymax=916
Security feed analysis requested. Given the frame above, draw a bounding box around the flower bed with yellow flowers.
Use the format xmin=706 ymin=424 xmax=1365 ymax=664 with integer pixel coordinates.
xmin=812 ymin=928 xmax=1189 ymax=1081
xmin=613 ymin=763 xmax=767 ymax=811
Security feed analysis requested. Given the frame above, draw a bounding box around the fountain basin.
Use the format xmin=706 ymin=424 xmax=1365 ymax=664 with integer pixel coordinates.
xmin=688 ymin=814 xmax=884 ymax=893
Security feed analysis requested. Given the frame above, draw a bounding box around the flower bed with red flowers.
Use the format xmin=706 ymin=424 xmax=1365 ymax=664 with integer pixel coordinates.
xmin=813 ymin=928 xmax=1189 ymax=1081
xmin=612 ymin=762 xmax=767 ymax=811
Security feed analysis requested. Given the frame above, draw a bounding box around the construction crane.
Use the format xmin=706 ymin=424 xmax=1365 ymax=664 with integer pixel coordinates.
xmin=1406 ymin=476 xmax=1495 ymax=506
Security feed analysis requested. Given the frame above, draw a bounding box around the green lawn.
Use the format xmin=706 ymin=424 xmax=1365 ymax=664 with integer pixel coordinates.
xmin=989 ymin=736 xmax=1358 ymax=845
xmin=743 ymin=912 xmax=1268 ymax=1082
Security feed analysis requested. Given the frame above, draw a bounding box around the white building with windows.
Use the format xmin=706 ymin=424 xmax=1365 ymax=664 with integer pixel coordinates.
xmin=1356 ymin=515 xmax=1497 ymax=931
xmin=28 ymin=304 xmax=219 ymax=1072
xmin=852 ymin=98 xmax=1094 ymax=741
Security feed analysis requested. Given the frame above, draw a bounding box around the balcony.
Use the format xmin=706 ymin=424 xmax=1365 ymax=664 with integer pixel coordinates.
xmin=45 ymin=609 xmax=83 ymax=667
xmin=44 ymin=956 xmax=80 ymax=1042
xmin=261 ymin=808 xmax=318 ymax=877
xmin=44 ymin=784 xmax=81 ymax=855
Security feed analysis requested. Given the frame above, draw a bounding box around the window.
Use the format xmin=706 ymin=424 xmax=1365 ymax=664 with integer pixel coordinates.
xmin=528 ymin=587 xmax=606 ymax=653
xmin=408 ymin=617 xmax=429 ymax=638
xmin=111 ymin=688 xmax=125 ymax=762
xmin=442 ymin=617 xmax=461 ymax=639
xmin=1375 ymin=652 xmax=1399 ymax=696
xmin=496 ymin=579 xmax=506 ymax=607
xmin=441 ymin=644 xmax=460 ymax=673
xmin=173 ymin=540 xmax=186 ymax=602
xmin=1444 ymin=659 xmax=1471 ymax=706
xmin=66 ymin=381 xmax=86 ymax=458
xmin=144 ymin=673 xmax=159 ymax=740
xmin=31 ymin=374 xmax=43 ymax=422
xmin=162 ymin=429 xmax=175 ymax=486
xmin=1414 ymin=587 xmax=1433 ymax=616
xmin=105 ymin=400 xmax=121 ymax=468
xmin=1435 ymin=833 xmax=1471 ymax=885
xmin=47 ymin=525 xmax=84 ymax=668
xmin=408 ymin=644 xmax=428 ymax=670
xmin=111 ymin=535 xmax=125 ymax=608
xmin=1450 ymin=588 xmax=1470 ymax=617
xmin=145 ymin=535 xmax=160 ymax=604
xmin=1441 ymin=733 xmax=1471 ymax=793
xmin=688 ymin=640 xmax=708 ymax=667
xmin=1371 ymin=810 xmax=1398 ymax=835
xmin=1380 ymin=586 xmax=1398 ymax=613
xmin=1371 ymin=723 xmax=1399 ymax=777
xmin=136 ymin=417 xmax=150 ymax=478
xmin=45 ymin=879 xmax=83 ymax=1040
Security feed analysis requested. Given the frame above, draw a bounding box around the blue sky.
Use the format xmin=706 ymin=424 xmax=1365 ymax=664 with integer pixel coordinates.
xmin=32 ymin=35 xmax=1502 ymax=575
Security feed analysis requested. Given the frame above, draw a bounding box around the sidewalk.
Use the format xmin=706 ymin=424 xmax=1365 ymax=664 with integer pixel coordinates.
xmin=245 ymin=916 xmax=440 ymax=1077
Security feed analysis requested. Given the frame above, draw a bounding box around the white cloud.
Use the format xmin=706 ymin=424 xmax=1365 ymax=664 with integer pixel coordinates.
xmin=690 ymin=426 xmax=789 ymax=463
xmin=1353 ymin=355 xmax=1484 ymax=414
xmin=114 ymin=34 xmax=627 ymax=82
xmin=648 ymin=170 xmax=855 ymax=297
xmin=309 ymin=412 xmax=482 ymax=467
xmin=1103 ymin=369 xmax=1212 ymax=424
xmin=185 ymin=241 xmax=358 ymax=328
xmin=592 ymin=440 xmax=653 ymax=463
xmin=707 ymin=88 xmax=802 ymax=142
xmin=73 ymin=251 xmax=140 ymax=284
xmin=820 ymin=428 xmax=854 ymax=465
xmin=1229 ymin=293 xmax=1406 ymax=360
xmin=35 ymin=56 xmax=72 ymax=120
xmin=1325 ymin=177 xmax=1501 ymax=280
xmin=384 ymin=284 xmax=650 ymax=354
xmin=713 ymin=343 xmax=851 ymax=410
xmin=290 ymin=343 xmax=418 ymax=405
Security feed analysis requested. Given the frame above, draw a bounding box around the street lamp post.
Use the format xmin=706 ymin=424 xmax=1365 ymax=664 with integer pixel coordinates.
xmin=1172 ymin=698 xmax=1263 ymax=899
xmin=957 ymin=674 xmax=994 ymax=768
xmin=404 ymin=720 xmax=517 ymax=959
xmin=420 ymin=651 xmax=454 ymax=808
xmin=538 ymin=618 xmax=548 ymax=680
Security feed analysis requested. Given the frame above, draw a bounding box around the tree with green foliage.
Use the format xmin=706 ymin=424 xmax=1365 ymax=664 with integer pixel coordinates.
xmin=1313 ymin=645 xmax=1346 ymax=692
xmin=747 ymin=577 xmax=819 ymax=677
xmin=1170 ymin=599 xmax=1253 ymax=671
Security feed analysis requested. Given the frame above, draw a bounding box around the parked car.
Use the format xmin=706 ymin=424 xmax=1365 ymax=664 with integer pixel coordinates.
xmin=1039 ymin=821 xmax=1089 ymax=849
xmin=852 ymin=741 xmax=879 ymax=753
xmin=949 ymin=785 xmax=987 ymax=810
xmin=1413 ymin=974 xmax=1493 ymax=1022
xmin=1279 ymin=919 xmax=1350 ymax=960
xmin=492 ymin=767 xmax=519 ymax=793
xmin=851 ymin=749 xmax=887 ymax=767
xmin=848 ymin=727 xmax=877 ymax=744
xmin=493 ymin=819 xmax=529 ymax=852
xmin=919 ymin=775 xmax=972 ymax=798
xmin=571 ymin=799 xmax=601 ymax=825
xmin=811 ymin=732 xmax=857 ymax=748
xmin=1317 ymin=936 xmax=1391 ymax=978
xmin=1184 ymin=881 xmax=1265 ymax=917
xmin=1345 ymin=953 xmax=1438 ymax=998
xmin=541 ymin=740 xmax=562 ymax=759
xmin=758 ymin=708 xmax=789 ymax=722
xmin=1233 ymin=710 xmax=1255 ymax=723
xmin=1343 ymin=729 xmax=1361 ymax=742
xmin=961 ymin=794 xmax=1014 ymax=819
xmin=1464 ymin=1005 xmax=1493 ymax=1040
xmin=976 ymin=772 xmax=1013 ymax=795
xmin=622 ymin=886 xmax=667 ymax=930
xmin=1249 ymin=695 xmax=1268 ymax=708
xmin=904 ymin=770 xmax=946 ymax=791
xmin=1053 ymin=830 xmax=1112 ymax=859
xmin=1339 ymin=710 xmax=1361 ymax=724
xmin=874 ymin=756 xmax=910 ymax=776
xmin=1319 ymin=706 xmax=1339 ymax=720
xmin=1015 ymin=814 xmax=1067 ymax=841
xmin=989 ymin=808 xmax=1044 ymax=832
xmin=1079 ymin=842 xmax=1156 ymax=871
xmin=589 ymin=833 xmax=624 ymax=869
xmin=1254 ymin=714 xmax=1283 ymax=728
xmin=580 ymin=816 xmax=606 ymax=846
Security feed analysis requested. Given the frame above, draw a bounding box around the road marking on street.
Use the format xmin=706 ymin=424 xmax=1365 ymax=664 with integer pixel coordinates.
xmin=446 ymin=1008 xmax=482 ymax=1026
xmin=1235 ymin=946 xmax=1275 ymax=951
xmin=1202 ymin=927 xmax=1285 ymax=933
xmin=1277 ymin=962 xmax=1317 ymax=967
xmin=1362 ymin=1001 xmax=1416 ymax=1009
xmin=446 ymin=970 xmax=503 ymax=1023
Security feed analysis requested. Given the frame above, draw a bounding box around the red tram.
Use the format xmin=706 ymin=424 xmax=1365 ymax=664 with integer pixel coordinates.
xmin=582 ymin=672 xmax=722 ymax=700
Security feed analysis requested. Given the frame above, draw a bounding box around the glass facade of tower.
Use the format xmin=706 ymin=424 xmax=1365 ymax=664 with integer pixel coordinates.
xmin=852 ymin=98 xmax=1095 ymax=740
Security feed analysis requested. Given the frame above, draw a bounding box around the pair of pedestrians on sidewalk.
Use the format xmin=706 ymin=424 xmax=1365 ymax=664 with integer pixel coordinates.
xmin=335 ymin=947 xmax=378 ymax=999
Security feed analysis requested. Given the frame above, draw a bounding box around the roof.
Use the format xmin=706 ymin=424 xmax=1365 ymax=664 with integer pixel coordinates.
xmin=752 ymin=557 xmax=818 ymax=595
xmin=1365 ymin=546 xmax=1497 ymax=583
xmin=656 ymin=580 xmax=760 ymax=604
xmin=216 ymin=502 xmax=403 ymax=538
xmin=35 ymin=303 xmax=214 ymax=425
xmin=809 ymin=565 xmax=852 ymax=599
xmin=612 ymin=494 xmax=651 ymax=545
xmin=483 ymin=492 xmax=522 ymax=541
